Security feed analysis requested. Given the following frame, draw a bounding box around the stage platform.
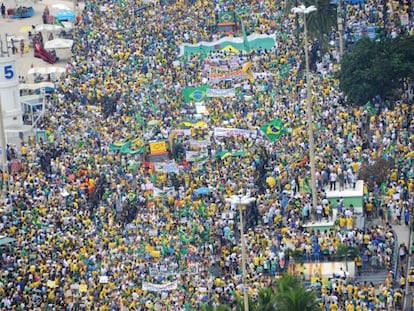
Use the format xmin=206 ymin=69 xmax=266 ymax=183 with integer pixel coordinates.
xmin=302 ymin=209 xmax=338 ymax=232
xmin=324 ymin=180 xmax=364 ymax=214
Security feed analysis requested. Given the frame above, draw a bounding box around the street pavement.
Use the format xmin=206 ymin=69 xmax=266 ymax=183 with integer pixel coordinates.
xmin=392 ymin=223 xmax=412 ymax=310
xmin=0 ymin=0 xmax=75 ymax=79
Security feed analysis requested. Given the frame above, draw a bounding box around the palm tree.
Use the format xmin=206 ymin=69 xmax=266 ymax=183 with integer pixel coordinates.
xmin=286 ymin=0 xmax=337 ymax=50
xmin=236 ymin=287 xmax=277 ymax=311
xmin=235 ymin=274 xmax=321 ymax=311
xmin=254 ymin=287 xmax=278 ymax=311
xmin=304 ymin=0 xmax=337 ymax=46
xmin=201 ymin=304 xmax=231 ymax=311
xmin=274 ymin=274 xmax=322 ymax=311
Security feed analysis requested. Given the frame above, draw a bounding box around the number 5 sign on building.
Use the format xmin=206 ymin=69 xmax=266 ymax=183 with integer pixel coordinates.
xmin=0 ymin=56 xmax=23 ymax=129
xmin=0 ymin=61 xmax=16 ymax=83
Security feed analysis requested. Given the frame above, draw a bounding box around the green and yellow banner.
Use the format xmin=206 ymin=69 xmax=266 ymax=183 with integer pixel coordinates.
xmin=182 ymin=85 xmax=210 ymax=102
xmin=260 ymin=119 xmax=286 ymax=141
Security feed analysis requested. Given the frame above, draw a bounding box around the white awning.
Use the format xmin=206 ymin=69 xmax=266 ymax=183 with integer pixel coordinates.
xmin=35 ymin=24 xmax=63 ymax=33
xmin=19 ymin=82 xmax=55 ymax=90
xmin=28 ymin=67 xmax=66 ymax=75
xmin=44 ymin=38 xmax=73 ymax=50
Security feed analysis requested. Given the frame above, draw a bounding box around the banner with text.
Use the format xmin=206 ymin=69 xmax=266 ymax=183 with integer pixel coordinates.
xmin=206 ymin=88 xmax=236 ymax=98
xmin=213 ymin=127 xmax=257 ymax=138
xmin=142 ymin=281 xmax=178 ymax=292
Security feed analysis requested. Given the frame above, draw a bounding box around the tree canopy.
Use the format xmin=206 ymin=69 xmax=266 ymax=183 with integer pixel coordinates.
xmin=338 ymin=36 xmax=414 ymax=106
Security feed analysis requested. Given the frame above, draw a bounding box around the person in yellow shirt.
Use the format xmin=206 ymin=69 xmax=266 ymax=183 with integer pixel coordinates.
xmin=330 ymin=301 xmax=338 ymax=311
xmin=346 ymin=216 xmax=353 ymax=229
xmin=346 ymin=300 xmax=355 ymax=311
xmin=339 ymin=215 xmax=346 ymax=228
xmin=365 ymin=201 xmax=373 ymax=219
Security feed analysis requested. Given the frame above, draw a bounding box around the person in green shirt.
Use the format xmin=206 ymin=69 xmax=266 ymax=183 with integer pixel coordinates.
xmin=411 ymin=242 xmax=414 ymax=258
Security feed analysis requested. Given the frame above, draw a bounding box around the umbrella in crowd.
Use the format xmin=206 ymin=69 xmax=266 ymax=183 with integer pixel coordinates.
xmin=194 ymin=187 xmax=212 ymax=195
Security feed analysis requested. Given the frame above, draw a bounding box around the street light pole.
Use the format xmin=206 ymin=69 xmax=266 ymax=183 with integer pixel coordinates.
xmin=0 ymin=98 xmax=8 ymax=202
xmin=239 ymin=202 xmax=249 ymax=311
xmin=337 ymin=0 xmax=344 ymax=58
xmin=225 ymin=194 xmax=256 ymax=311
xmin=292 ymin=5 xmax=318 ymax=213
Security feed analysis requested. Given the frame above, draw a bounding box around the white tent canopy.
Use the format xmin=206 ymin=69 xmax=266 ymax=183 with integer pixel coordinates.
xmin=6 ymin=35 xmax=25 ymax=42
xmin=52 ymin=4 xmax=72 ymax=10
xmin=19 ymin=82 xmax=55 ymax=90
xmin=35 ymin=24 xmax=64 ymax=33
xmin=28 ymin=67 xmax=66 ymax=76
xmin=44 ymin=38 xmax=73 ymax=50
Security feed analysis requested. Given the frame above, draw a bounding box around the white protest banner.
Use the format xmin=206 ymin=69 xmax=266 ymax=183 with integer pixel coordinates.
xmin=253 ymin=72 xmax=273 ymax=78
xmin=194 ymin=102 xmax=207 ymax=114
xmin=171 ymin=129 xmax=192 ymax=136
xmin=206 ymin=88 xmax=236 ymax=98
xmin=154 ymin=161 xmax=179 ymax=173
xmin=213 ymin=127 xmax=257 ymax=138
xmin=188 ymin=140 xmax=211 ymax=148
xmin=142 ymin=281 xmax=178 ymax=292
xmin=153 ymin=187 xmax=176 ymax=198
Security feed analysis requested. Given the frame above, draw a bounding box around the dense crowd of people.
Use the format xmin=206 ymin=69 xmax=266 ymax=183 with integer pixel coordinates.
xmin=0 ymin=0 xmax=413 ymax=310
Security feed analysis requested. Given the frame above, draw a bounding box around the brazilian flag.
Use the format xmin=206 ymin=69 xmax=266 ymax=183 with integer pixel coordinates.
xmin=182 ymin=85 xmax=210 ymax=103
xmin=218 ymin=11 xmax=235 ymax=23
xmin=126 ymin=191 xmax=137 ymax=203
xmin=364 ymin=101 xmax=378 ymax=116
xmin=260 ymin=119 xmax=286 ymax=141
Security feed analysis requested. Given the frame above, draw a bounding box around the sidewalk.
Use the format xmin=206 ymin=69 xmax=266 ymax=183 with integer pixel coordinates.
xmin=392 ymin=223 xmax=412 ymax=310
xmin=0 ymin=0 xmax=74 ymax=78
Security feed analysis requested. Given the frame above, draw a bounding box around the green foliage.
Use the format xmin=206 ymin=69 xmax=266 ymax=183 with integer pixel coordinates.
xmin=274 ymin=274 xmax=322 ymax=311
xmin=201 ymin=305 xmax=231 ymax=311
xmin=234 ymin=274 xmax=321 ymax=311
xmin=338 ymin=36 xmax=414 ymax=105
xmin=304 ymin=0 xmax=337 ymax=45
xmin=284 ymin=0 xmax=337 ymax=50
xmin=333 ymin=244 xmax=359 ymax=260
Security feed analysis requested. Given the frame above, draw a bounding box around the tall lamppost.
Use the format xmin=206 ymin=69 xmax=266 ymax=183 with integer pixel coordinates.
xmin=225 ymin=194 xmax=256 ymax=311
xmin=291 ymin=5 xmax=318 ymax=213
xmin=0 ymin=98 xmax=7 ymax=203
xmin=337 ymin=0 xmax=344 ymax=58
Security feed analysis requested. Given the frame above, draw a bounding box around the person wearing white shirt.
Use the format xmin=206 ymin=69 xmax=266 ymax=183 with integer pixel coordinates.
xmin=330 ymin=171 xmax=338 ymax=191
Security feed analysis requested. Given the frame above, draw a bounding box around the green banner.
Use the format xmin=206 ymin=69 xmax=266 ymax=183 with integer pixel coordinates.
xmin=215 ymin=150 xmax=247 ymax=159
xmin=109 ymin=138 xmax=145 ymax=154
xmin=178 ymin=34 xmax=276 ymax=60
xmin=182 ymin=85 xmax=210 ymax=102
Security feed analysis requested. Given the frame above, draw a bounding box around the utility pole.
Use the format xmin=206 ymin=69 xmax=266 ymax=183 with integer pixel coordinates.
xmin=239 ymin=203 xmax=249 ymax=311
xmin=337 ymin=0 xmax=344 ymax=58
xmin=0 ymin=98 xmax=8 ymax=202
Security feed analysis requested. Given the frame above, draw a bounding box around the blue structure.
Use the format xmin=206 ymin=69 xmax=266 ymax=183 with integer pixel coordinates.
xmin=55 ymin=10 xmax=75 ymax=22
xmin=8 ymin=6 xmax=34 ymax=19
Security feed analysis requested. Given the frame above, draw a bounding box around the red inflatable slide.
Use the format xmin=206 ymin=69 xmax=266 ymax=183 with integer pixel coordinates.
xmin=33 ymin=38 xmax=57 ymax=64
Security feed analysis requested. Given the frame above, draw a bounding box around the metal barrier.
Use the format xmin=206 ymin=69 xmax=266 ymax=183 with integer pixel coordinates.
xmin=392 ymin=229 xmax=399 ymax=285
